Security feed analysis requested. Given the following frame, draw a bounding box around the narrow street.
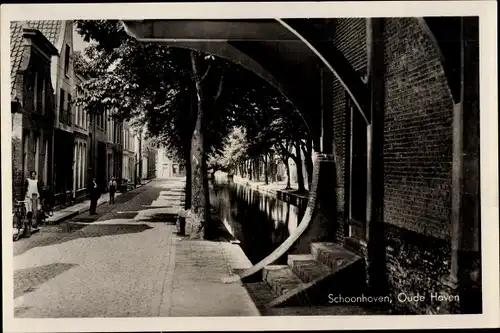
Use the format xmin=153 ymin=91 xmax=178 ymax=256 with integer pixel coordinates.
xmin=13 ymin=178 xmax=259 ymax=318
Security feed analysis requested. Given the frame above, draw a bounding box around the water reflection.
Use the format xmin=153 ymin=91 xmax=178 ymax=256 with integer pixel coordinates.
xmin=210 ymin=175 xmax=306 ymax=265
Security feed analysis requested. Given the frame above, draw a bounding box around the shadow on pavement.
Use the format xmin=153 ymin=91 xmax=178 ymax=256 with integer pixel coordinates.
xmin=24 ymin=224 xmax=153 ymax=250
xmin=62 ymin=223 xmax=153 ymax=241
xmin=104 ymin=212 xmax=138 ymax=220
xmin=138 ymin=213 xmax=178 ymax=224
xmin=14 ymin=263 xmax=78 ymax=298
xmin=14 ymin=306 xmax=33 ymax=317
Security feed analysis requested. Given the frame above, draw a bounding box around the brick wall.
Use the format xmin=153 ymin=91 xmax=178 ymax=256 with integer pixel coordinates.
xmin=327 ymin=18 xmax=457 ymax=314
xmin=331 ymin=18 xmax=367 ymax=241
xmin=380 ymin=18 xmax=455 ymax=314
xmin=12 ymin=49 xmax=55 ymax=202
xmin=382 ymin=18 xmax=454 ymax=239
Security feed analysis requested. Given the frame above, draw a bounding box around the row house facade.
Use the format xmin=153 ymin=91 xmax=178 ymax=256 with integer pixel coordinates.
xmin=44 ymin=20 xmax=76 ymax=206
xmin=143 ymin=140 xmax=158 ymax=180
xmin=105 ymin=112 xmax=123 ymax=187
xmin=73 ymin=72 xmax=89 ymax=201
xmin=87 ymin=106 xmax=131 ymax=193
xmin=122 ymin=122 xmax=136 ymax=183
xmin=10 ymin=22 xmax=58 ymax=202
xmin=11 ymin=20 xmax=142 ymax=207
xmin=156 ymin=147 xmax=185 ymax=179
xmin=132 ymin=127 xmax=158 ymax=182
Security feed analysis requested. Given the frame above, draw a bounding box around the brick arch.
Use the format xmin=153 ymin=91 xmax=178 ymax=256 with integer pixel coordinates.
xmin=120 ymin=36 xmax=318 ymax=145
xmin=121 ymin=19 xmax=370 ymax=151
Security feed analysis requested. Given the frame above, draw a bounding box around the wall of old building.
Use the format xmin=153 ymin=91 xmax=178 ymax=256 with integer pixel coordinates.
xmin=11 ymin=43 xmax=56 ymax=202
xmin=52 ymin=21 xmax=76 ymax=204
xmin=329 ymin=18 xmax=455 ymax=314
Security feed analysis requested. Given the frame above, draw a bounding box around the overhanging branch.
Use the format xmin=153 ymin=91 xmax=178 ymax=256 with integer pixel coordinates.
xmin=200 ymin=63 xmax=212 ymax=83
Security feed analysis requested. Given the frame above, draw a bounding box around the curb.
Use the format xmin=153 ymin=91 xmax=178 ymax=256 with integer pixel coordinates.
xmin=47 ymin=199 xmax=110 ymax=224
xmin=45 ymin=181 xmax=152 ymax=225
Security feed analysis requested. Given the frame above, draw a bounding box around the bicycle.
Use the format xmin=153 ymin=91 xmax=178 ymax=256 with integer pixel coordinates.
xmin=13 ymin=200 xmax=32 ymax=241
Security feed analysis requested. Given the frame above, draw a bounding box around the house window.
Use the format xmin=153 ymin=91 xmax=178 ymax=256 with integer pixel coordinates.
xmin=43 ymin=139 xmax=49 ymax=184
xmin=67 ymin=94 xmax=72 ymax=125
xmin=64 ymin=44 xmax=70 ymax=76
xmin=33 ymin=72 xmax=38 ymax=112
xmin=34 ymin=135 xmax=40 ymax=176
xmin=79 ymin=105 xmax=83 ymax=127
xmin=40 ymin=73 xmax=46 ymax=115
xmin=59 ymin=89 xmax=65 ymax=123
xmin=34 ymin=71 xmax=46 ymax=114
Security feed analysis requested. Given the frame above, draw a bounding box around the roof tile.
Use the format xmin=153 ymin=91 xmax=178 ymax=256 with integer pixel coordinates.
xmin=10 ymin=21 xmax=27 ymax=100
xmin=10 ymin=20 xmax=63 ymax=100
xmin=25 ymin=20 xmax=63 ymax=46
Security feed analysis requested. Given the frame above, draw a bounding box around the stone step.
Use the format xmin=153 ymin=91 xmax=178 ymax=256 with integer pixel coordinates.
xmin=261 ymin=243 xmax=367 ymax=308
xmin=262 ymin=265 xmax=303 ymax=298
xmin=287 ymin=254 xmax=332 ymax=284
xmin=311 ymin=242 xmax=361 ymax=272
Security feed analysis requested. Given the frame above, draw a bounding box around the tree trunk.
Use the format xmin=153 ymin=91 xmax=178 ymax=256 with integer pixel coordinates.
xmin=187 ymin=51 xmax=210 ymax=239
xmin=264 ymin=154 xmax=269 ymax=185
xmin=301 ymin=140 xmax=314 ymax=191
xmin=184 ymin=150 xmax=192 ymax=210
xmin=294 ymin=140 xmax=305 ymax=192
xmin=285 ymin=158 xmax=291 ymax=189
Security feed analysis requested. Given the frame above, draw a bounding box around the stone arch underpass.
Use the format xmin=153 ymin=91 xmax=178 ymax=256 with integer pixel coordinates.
xmin=121 ymin=18 xmax=480 ymax=315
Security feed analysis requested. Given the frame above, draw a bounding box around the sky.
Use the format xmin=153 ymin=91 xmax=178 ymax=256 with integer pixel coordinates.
xmin=72 ymin=24 xmax=89 ymax=53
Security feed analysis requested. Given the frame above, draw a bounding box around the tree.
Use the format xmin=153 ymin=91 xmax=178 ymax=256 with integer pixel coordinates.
xmin=74 ymin=21 xmax=237 ymax=239
xmin=73 ymin=20 xmax=314 ymax=238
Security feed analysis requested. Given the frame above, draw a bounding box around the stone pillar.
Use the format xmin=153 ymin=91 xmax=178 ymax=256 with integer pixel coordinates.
xmin=294 ymin=154 xmax=338 ymax=253
xmin=365 ymin=18 xmax=388 ymax=295
xmin=321 ymin=68 xmax=334 ymax=155
xmin=442 ymin=17 xmax=481 ymax=314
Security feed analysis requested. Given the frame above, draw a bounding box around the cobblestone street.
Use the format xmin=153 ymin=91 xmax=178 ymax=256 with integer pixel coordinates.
xmin=12 ymin=178 xmax=259 ymax=318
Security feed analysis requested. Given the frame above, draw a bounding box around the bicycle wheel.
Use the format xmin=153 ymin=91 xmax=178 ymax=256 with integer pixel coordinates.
xmin=22 ymin=204 xmax=32 ymax=238
xmin=13 ymin=214 xmax=21 ymax=241
xmin=23 ymin=216 xmax=32 ymax=238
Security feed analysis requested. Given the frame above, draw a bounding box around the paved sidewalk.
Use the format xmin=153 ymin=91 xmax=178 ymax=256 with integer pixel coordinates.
xmin=45 ymin=180 xmax=153 ymax=224
xmin=13 ymin=178 xmax=260 ymax=317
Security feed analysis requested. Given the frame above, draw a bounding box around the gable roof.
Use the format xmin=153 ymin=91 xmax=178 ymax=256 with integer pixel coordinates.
xmin=25 ymin=20 xmax=63 ymax=47
xmin=10 ymin=21 xmax=27 ymax=100
xmin=10 ymin=21 xmax=61 ymax=101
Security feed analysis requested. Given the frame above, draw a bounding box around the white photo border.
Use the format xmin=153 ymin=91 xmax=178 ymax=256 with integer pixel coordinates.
xmin=1 ymin=1 xmax=498 ymax=331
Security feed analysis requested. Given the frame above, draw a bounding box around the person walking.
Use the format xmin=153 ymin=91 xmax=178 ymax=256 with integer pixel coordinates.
xmin=89 ymin=178 xmax=100 ymax=215
xmin=24 ymin=171 xmax=42 ymax=229
xmin=108 ymin=177 xmax=117 ymax=204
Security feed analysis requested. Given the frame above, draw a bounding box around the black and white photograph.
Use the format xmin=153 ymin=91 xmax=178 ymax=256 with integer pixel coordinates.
xmin=1 ymin=1 xmax=498 ymax=331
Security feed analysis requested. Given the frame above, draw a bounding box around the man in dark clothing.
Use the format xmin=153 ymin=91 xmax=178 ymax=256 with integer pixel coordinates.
xmin=108 ymin=177 xmax=117 ymax=204
xmin=89 ymin=178 xmax=100 ymax=215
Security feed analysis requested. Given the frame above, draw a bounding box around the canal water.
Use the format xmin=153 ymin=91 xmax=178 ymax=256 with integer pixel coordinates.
xmin=210 ymin=173 xmax=306 ymax=265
